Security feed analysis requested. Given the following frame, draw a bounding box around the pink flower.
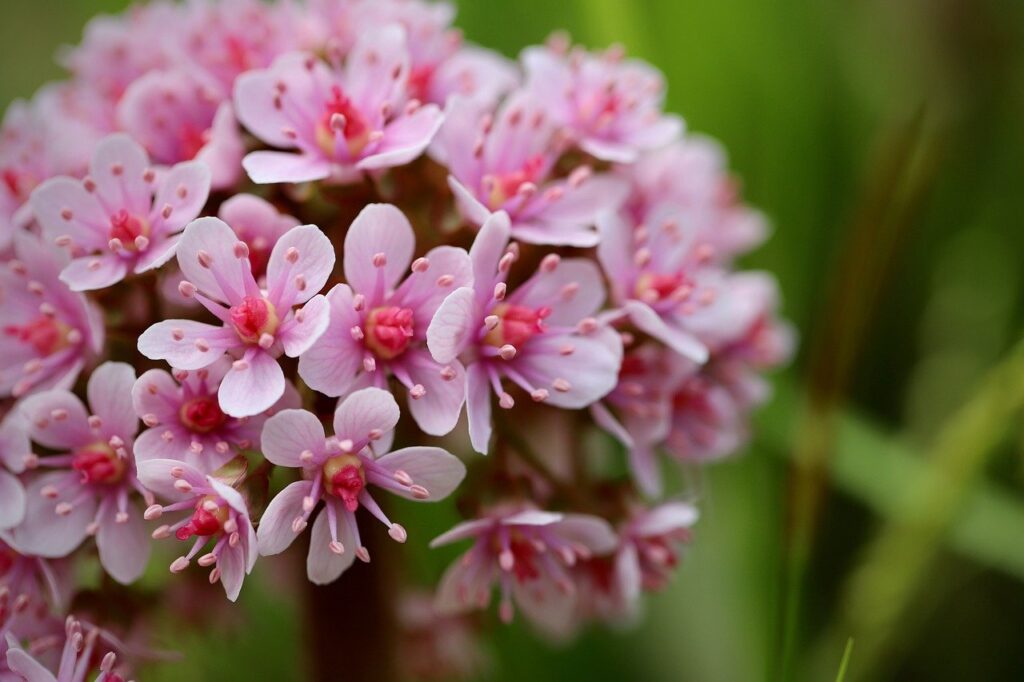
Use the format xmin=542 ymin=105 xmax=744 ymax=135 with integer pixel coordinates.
xmin=30 ymin=134 xmax=211 ymax=292
xmin=216 ymin=194 xmax=300 ymax=283
xmin=137 ymin=459 xmax=257 ymax=602
xmin=116 ymin=69 xmax=244 ymax=189
xmin=431 ymin=506 xmax=617 ymax=637
xmin=138 ymin=217 xmax=334 ymax=417
xmin=132 ymin=358 xmax=300 ymax=472
xmin=521 ymin=44 xmax=683 ymax=164
xmin=233 ymin=28 xmax=444 ymax=184
xmin=5 ymin=615 xmax=128 ymax=682
xmin=575 ymin=501 xmax=697 ymax=624
xmin=427 ymin=212 xmax=623 ymax=453
xmin=1 ymin=102 xmax=57 ymax=251
xmin=8 ymin=363 xmax=151 ymax=585
xmin=0 ymin=537 xmax=70 ymax=615
xmin=0 ymin=410 xmax=31 ymax=531
xmin=257 ymin=388 xmax=466 ymax=584
xmin=434 ymin=94 xmax=627 ymax=246
xmin=298 ymin=204 xmax=471 ymax=436
xmin=0 ymin=231 xmax=104 ymax=398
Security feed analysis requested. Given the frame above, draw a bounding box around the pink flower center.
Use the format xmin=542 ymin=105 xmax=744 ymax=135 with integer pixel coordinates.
xmin=484 ymin=155 xmax=545 ymax=210
xmin=634 ymin=272 xmax=688 ymax=304
xmin=4 ymin=317 xmax=71 ymax=356
xmin=0 ymin=547 xmax=13 ymax=577
xmin=407 ymin=64 xmax=435 ymax=103
xmin=322 ymin=454 xmax=365 ymax=513
xmin=1 ymin=166 xmax=37 ymax=202
xmin=503 ymin=536 xmax=542 ymax=583
xmin=315 ymin=85 xmax=371 ymax=158
xmin=72 ymin=443 xmax=126 ymax=485
xmin=364 ymin=306 xmax=415 ymax=360
xmin=175 ymin=496 xmax=229 ymax=540
xmin=178 ymin=121 xmax=208 ymax=160
xmin=483 ymin=303 xmax=550 ymax=348
xmin=179 ymin=396 xmax=228 ymax=434
xmin=229 ymin=295 xmax=279 ymax=344
xmin=108 ymin=209 xmax=150 ymax=250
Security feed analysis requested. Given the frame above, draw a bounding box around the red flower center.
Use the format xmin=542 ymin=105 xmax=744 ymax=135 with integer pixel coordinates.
xmin=108 ymin=209 xmax=150 ymax=249
xmin=175 ymin=496 xmax=229 ymax=540
xmin=315 ymin=85 xmax=371 ymax=158
xmin=178 ymin=121 xmax=208 ymax=160
xmin=0 ymin=548 xmax=14 ymax=577
xmin=229 ymin=295 xmax=279 ymax=344
xmin=364 ymin=306 xmax=415 ymax=360
xmin=484 ymin=303 xmax=550 ymax=348
xmin=507 ymin=536 xmax=541 ymax=583
xmin=635 ymin=272 xmax=687 ymax=304
xmin=72 ymin=443 xmax=126 ymax=485
xmin=484 ymin=154 xmax=545 ymax=210
xmin=4 ymin=316 xmax=71 ymax=356
xmin=179 ymin=396 xmax=228 ymax=434
xmin=322 ymin=454 xmax=365 ymax=513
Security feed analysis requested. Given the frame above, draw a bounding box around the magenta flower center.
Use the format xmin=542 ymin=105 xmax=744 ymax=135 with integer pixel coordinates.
xmin=484 ymin=154 xmax=545 ymax=210
xmin=322 ymin=454 xmax=365 ymax=513
xmin=1 ymin=166 xmax=37 ymax=202
xmin=229 ymin=295 xmax=279 ymax=343
xmin=72 ymin=443 xmax=126 ymax=485
xmin=0 ymin=547 xmax=13 ymax=577
xmin=364 ymin=306 xmax=415 ymax=360
xmin=4 ymin=316 xmax=71 ymax=356
xmin=634 ymin=272 xmax=688 ymax=304
xmin=108 ymin=209 xmax=151 ymax=250
xmin=484 ymin=303 xmax=550 ymax=348
xmin=179 ymin=396 xmax=228 ymax=434
xmin=315 ymin=85 xmax=371 ymax=158
xmin=502 ymin=535 xmax=542 ymax=583
xmin=175 ymin=496 xmax=229 ymax=540
xmin=177 ymin=121 xmax=208 ymax=160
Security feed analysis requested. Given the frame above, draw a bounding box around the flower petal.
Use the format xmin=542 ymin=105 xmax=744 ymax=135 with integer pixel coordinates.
xmin=342 ymin=204 xmax=415 ymax=297
xmin=511 ymin=258 xmax=606 ymax=326
xmin=357 ymin=105 xmax=444 ymax=170
xmin=87 ymin=362 xmax=138 ymax=439
xmin=297 ymin=284 xmax=364 ymax=397
xmin=426 ymin=287 xmax=477 ymax=365
xmin=306 ymin=506 xmax=357 ymax=585
xmin=218 ymin=539 xmax=248 ymax=601
xmin=279 ymin=293 xmax=330 ymax=357
xmin=5 ymin=647 xmax=57 ymax=682
xmin=153 ymin=160 xmax=211 ymax=233
xmin=60 ymin=254 xmax=128 ymax=292
xmin=176 ymin=216 xmax=249 ymax=305
xmin=374 ymin=446 xmax=466 ymax=501
xmin=7 ymin=472 xmax=94 ymax=558
xmin=18 ymin=390 xmax=92 ymax=450
xmin=624 ymin=300 xmax=709 ymax=364
xmin=332 ymin=387 xmax=400 ymax=446
xmin=0 ymin=471 xmax=25 ymax=529
xmin=465 ymin=363 xmax=492 ymax=455
xmin=402 ymin=352 xmax=466 ymax=437
xmin=137 ymin=320 xmax=234 ymax=370
xmin=260 ymin=409 xmax=326 ymax=468
xmin=97 ymin=501 xmax=150 ymax=584
xmin=632 ymin=501 xmax=699 ymax=537
xmin=242 ymin=151 xmax=331 ymax=185
xmin=257 ymin=480 xmax=309 ymax=555
xmin=218 ymin=350 xmax=285 ymax=418
xmin=89 ymin=133 xmax=151 ymax=216
xmin=266 ymin=224 xmax=335 ymax=309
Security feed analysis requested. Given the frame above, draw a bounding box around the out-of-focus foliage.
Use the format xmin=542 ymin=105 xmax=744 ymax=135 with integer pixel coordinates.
xmin=2 ymin=0 xmax=1023 ymax=680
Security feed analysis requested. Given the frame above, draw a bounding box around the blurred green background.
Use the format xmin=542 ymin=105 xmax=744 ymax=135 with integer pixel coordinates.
xmin=3 ymin=1 xmax=1024 ymax=680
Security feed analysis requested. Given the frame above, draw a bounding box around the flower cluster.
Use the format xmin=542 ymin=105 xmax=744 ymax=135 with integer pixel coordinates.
xmin=0 ymin=0 xmax=791 ymax=677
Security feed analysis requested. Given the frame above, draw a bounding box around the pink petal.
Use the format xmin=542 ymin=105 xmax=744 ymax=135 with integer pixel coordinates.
xmin=434 ymin=553 xmax=492 ymax=614
xmin=131 ymin=369 xmax=182 ymax=425
xmin=629 ymin=444 xmax=662 ymax=497
xmin=242 ymin=151 xmax=332 ymax=184
xmin=632 ymin=502 xmax=699 ymax=537
xmin=503 ymin=510 xmax=563 ymax=526
xmin=136 ymin=458 xmax=206 ymax=499
xmin=465 ymin=363 xmax=492 ymax=455
xmin=97 ymin=501 xmax=150 ymax=584
xmin=0 ymin=410 xmax=32 ymax=473
xmin=7 ymin=473 xmax=95 ymax=558
xmin=233 ymin=66 xmax=297 ymax=148
xmin=266 ymin=224 xmax=335 ymax=309
xmin=590 ymin=402 xmax=634 ymax=449
xmin=398 ymin=245 xmax=473 ymax=330
xmin=218 ymin=538 xmax=247 ymax=601
xmin=447 ymin=175 xmax=491 ymax=226
xmin=218 ymin=350 xmax=285 ymax=418
xmin=137 ymin=320 xmax=235 ymax=370
xmin=615 ymin=543 xmax=643 ymax=616
xmin=402 ymin=352 xmax=466 ymax=437
xmin=470 ymin=211 xmax=511 ymax=300
xmin=429 ymin=518 xmax=494 ymax=548
xmin=579 ymin=137 xmax=639 ymax=164
xmin=0 ymin=471 xmax=25 ymax=529
xmin=297 ymin=284 xmax=364 ymax=397
xmin=508 ymin=221 xmax=600 ymax=248
xmin=279 ymin=293 xmax=330 ymax=357
xmin=257 ymin=480 xmax=309 ymax=555
xmin=5 ymin=648 xmax=57 ymax=682
xmin=511 ymin=258 xmax=605 ymax=326
xmin=516 ymin=326 xmax=623 ymax=409
xmin=29 ymin=177 xmax=108 ymax=248
xmin=332 ymin=387 xmax=400 ymax=446
xmin=342 ymin=204 xmax=415 ymax=297
xmin=595 ymin=211 xmax=635 ymax=294
xmin=60 ymin=254 xmax=128 ymax=291
xmin=512 ymin=577 xmax=577 ymax=639
xmin=357 ymin=105 xmax=444 ymax=170
xmin=554 ymin=514 xmax=618 ymax=554
xmin=89 ymin=133 xmax=151 ymax=217
xmin=196 ymin=103 xmax=245 ymax=190
xmin=152 ymin=160 xmax=211 ymax=232
xmin=133 ymin=233 xmax=182 ymax=273
xmin=132 ymin=428 xmax=191 ymax=466
xmin=538 ymin=176 xmax=629 ymax=223
xmin=175 ymin=216 xmax=248 ymax=305
xmin=18 ymin=390 xmax=92 ymax=450
xmin=306 ymin=505 xmax=357 ymax=585
xmin=374 ymin=446 xmax=466 ymax=501
xmin=87 ymin=362 xmax=138 ymax=439
xmin=218 ymin=194 xmax=298 ymax=244
xmin=426 ymin=286 xmax=477 ymax=365
xmin=260 ymin=409 xmax=326 ymax=468
xmin=624 ymin=300 xmax=709 ymax=364
xmin=344 ymin=25 xmax=409 ymax=111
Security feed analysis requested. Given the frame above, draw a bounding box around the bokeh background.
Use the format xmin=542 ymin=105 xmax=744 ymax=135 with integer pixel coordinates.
xmin=3 ymin=1 xmax=1024 ymax=680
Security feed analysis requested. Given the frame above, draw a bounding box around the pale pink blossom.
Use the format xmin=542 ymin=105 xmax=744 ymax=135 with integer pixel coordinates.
xmin=116 ymin=69 xmax=244 ymax=189
xmin=427 ymin=212 xmax=623 ymax=453
xmin=257 ymin=388 xmax=466 ymax=584
xmin=137 ymin=459 xmax=256 ymax=601
xmin=9 ymin=363 xmax=151 ymax=585
xmin=132 ymin=358 xmax=300 ymax=472
xmin=431 ymin=506 xmax=617 ymax=637
xmin=5 ymin=615 xmax=128 ymax=682
xmin=298 ymin=204 xmax=471 ymax=436
xmin=521 ymin=43 xmax=683 ymax=164
xmin=0 ymin=538 xmax=71 ymax=615
xmin=137 ymin=218 xmax=333 ymax=417
xmin=0 ymin=411 xmax=30 ymax=531
xmin=0 ymin=232 xmax=104 ymax=399
xmin=233 ymin=28 xmax=444 ymax=184
xmin=30 ymin=134 xmax=211 ymax=292
xmin=434 ymin=94 xmax=627 ymax=246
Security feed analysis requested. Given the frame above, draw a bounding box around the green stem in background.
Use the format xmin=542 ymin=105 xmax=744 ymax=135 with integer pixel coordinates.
xmin=814 ymin=335 xmax=1024 ymax=680
xmin=834 ymin=638 xmax=855 ymax=682
xmin=777 ymin=106 xmax=946 ymax=681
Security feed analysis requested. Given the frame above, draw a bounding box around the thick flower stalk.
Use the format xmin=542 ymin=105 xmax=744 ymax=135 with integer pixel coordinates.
xmin=0 ymin=0 xmax=791 ymax=677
